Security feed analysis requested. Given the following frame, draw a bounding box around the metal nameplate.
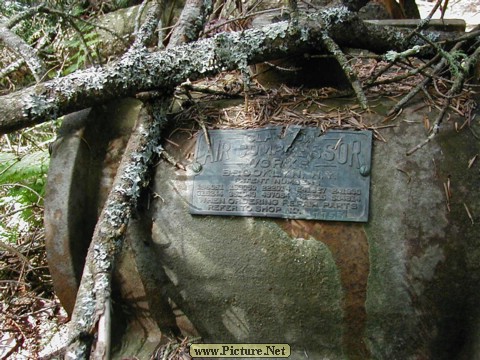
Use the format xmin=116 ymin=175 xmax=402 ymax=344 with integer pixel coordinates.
xmin=189 ymin=127 xmax=372 ymax=222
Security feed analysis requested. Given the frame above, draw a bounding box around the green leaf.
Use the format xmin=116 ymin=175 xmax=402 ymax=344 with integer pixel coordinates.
xmin=0 ymin=151 xmax=49 ymax=204
xmin=0 ymin=153 xmax=18 ymax=172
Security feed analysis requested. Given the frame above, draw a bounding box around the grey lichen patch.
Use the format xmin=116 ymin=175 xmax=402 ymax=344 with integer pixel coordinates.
xmin=264 ymin=20 xmax=290 ymax=40
xmin=419 ymin=30 xmax=440 ymax=43
xmin=300 ymin=26 xmax=310 ymax=42
xmin=65 ymin=67 xmax=107 ymax=91
xmin=93 ymin=243 xmax=112 ymax=274
xmin=22 ymin=66 xmax=111 ymax=125
xmin=214 ymin=29 xmax=262 ymax=71
xmin=409 ymin=244 xmax=445 ymax=296
xmin=23 ymin=90 xmax=60 ymax=120
xmin=103 ymin=111 xmax=164 ymax=232
xmin=104 ymin=205 xmax=128 ymax=227
xmin=384 ymin=45 xmax=422 ymax=62
xmin=212 ymin=19 xmax=296 ymax=72
xmin=320 ymin=5 xmax=352 ymax=31
xmin=139 ymin=38 xmax=217 ymax=87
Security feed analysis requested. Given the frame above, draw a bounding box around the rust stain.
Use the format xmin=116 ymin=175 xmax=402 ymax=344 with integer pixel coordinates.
xmin=277 ymin=219 xmax=370 ymax=359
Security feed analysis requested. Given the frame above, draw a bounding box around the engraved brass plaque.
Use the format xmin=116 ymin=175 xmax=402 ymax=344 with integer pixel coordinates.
xmin=190 ymin=127 xmax=372 ymax=222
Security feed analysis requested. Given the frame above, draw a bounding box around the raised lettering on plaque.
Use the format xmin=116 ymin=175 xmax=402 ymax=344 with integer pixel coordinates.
xmin=189 ymin=127 xmax=372 ymax=222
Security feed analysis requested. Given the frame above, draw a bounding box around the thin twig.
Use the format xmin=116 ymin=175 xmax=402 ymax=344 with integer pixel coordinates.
xmin=196 ymin=116 xmax=212 ymax=154
xmin=92 ymin=298 xmax=111 ymax=359
xmin=468 ymin=154 xmax=478 ymax=168
xmin=321 ymin=32 xmax=368 ymax=109
xmin=464 ymin=203 xmax=474 ymax=225
xmin=131 ymin=0 xmax=162 ymax=49
xmin=0 ymin=183 xmax=44 ymax=201
xmin=135 ymin=0 xmax=151 ymax=35
xmin=0 ymin=204 xmax=39 ymax=220
xmin=42 ymin=7 xmax=129 ymax=46
xmin=388 ymin=42 xmax=463 ymax=116
xmin=407 ymin=42 xmax=480 ymax=155
xmin=405 ymin=0 xmax=444 ymax=43
xmin=0 ymin=240 xmax=32 ymax=268
xmin=65 ymin=104 xmax=167 ymax=360
xmin=204 ymin=8 xmax=283 ymax=34
xmin=160 ymin=147 xmax=186 ymax=170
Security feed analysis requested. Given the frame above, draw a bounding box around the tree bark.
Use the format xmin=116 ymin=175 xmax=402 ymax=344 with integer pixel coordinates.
xmin=0 ymin=6 xmax=458 ymax=134
xmin=65 ymin=102 xmax=168 ymax=360
xmin=64 ymin=1 xmax=214 ymax=358
xmin=0 ymin=22 xmax=47 ymax=83
xmin=169 ymin=0 xmax=212 ymax=45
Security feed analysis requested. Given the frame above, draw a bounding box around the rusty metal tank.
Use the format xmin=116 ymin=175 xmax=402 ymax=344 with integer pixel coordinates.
xmin=44 ymin=94 xmax=480 ymax=359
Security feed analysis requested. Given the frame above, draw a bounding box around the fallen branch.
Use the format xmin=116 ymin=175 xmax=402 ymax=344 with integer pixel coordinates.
xmin=388 ymin=41 xmax=464 ymax=117
xmin=0 ymin=6 xmax=458 ymax=134
xmin=0 ymin=21 xmax=47 ymax=82
xmin=65 ymin=102 xmax=168 ymax=359
xmin=131 ymin=0 xmax=163 ymax=49
xmin=1 ymin=3 xmax=128 ymax=82
xmin=367 ymin=54 xmax=440 ymax=87
xmin=0 ymin=58 xmax=26 ymax=80
xmin=406 ymin=42 xmax=480 ymax=155
xmin=321 ymin=31 xmax=368 ymax=109
xmin=65 ymin=1 xmax=214 ymax=358
xmin=169 ymin=0 xmax=213 ymax=45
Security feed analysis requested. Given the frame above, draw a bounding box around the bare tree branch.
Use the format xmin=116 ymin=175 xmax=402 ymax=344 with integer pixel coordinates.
xmin=1 ymin=3 xmax=129 ymax=83
xmin=0 ymin=7 xmax=459 ymax=135
xmin=321 ymin=31 xmax=368 ymax=109
xmin=0 ymin=58 xmax=26 ymax=79
xmin=65 ymin=102 xmax=168 ymax=360
xmin=406 ymin=42 xmax=480 ymax=155
xmin=0 ymin=21 xmax=47 ymax=82
xmin=5 ymin=4 xmax=47 ymax=29
xmin=169 ymin=0 xmax=213 ymax=45
xmin=65 ymin=1 xmax=215 ymax=357
xmin=132 ymin=0 xmax=163 ymax=49
xmin=387 ymin=41 xmax=464 ymax=116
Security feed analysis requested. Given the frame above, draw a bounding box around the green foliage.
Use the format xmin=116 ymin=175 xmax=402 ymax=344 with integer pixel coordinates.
xmin=0 ymin=150 xmax=49 ymax=242
xmin=62 ymin=24 xmax=101 ymax=75
xmin=0 ymin=151 xmax=49 ymax=197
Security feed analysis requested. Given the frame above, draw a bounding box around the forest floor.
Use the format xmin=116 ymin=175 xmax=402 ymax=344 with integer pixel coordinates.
xmin=0 ymin=1 xmax=479 ymax=359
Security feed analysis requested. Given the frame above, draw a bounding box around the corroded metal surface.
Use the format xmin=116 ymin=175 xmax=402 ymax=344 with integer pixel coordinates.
xmin=44 ymin=109 xmax=94 ymax=315
xmin=44 ymin=99 xmax=139 ymax=315
xmin=190 ymin=127 xmax=372 ymax=222
xmin=44 ymin=96 xmax=480 ymax=359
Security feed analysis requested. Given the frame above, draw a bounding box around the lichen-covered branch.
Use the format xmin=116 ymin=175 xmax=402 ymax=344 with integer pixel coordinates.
xmin=406 ymin=42 xmax=480 ymax=155
xmin=65 ymin=1 xmax=214 ymax=357
xmin=0 ymin=22 xmax=47 ymax=82
xmin=320 ymin=31 xmax=367 ymax=109
xmin=364 ymin=45 xmax=426 ymax=88
xmin=169 ymin=0 xmax=213 ymax=45
xmin=134 ymin=0 xmax=152 ymax=35
xmin=387 ymin=41 xmax=464 ymax=116
xmin=367 ymin=54 xmax=440 ymax=87
xmin=0 ymin=6 xmax=458 ymax=134
xmin=5 ymin=4 xmax=46 ymax=29
xmin=65 ymin=103 xmax=168 ymax=359
xmin=132 ymin=0 xmax=163 ymax=49
xmin=0 ymin=58 xmax=25 ymax=80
